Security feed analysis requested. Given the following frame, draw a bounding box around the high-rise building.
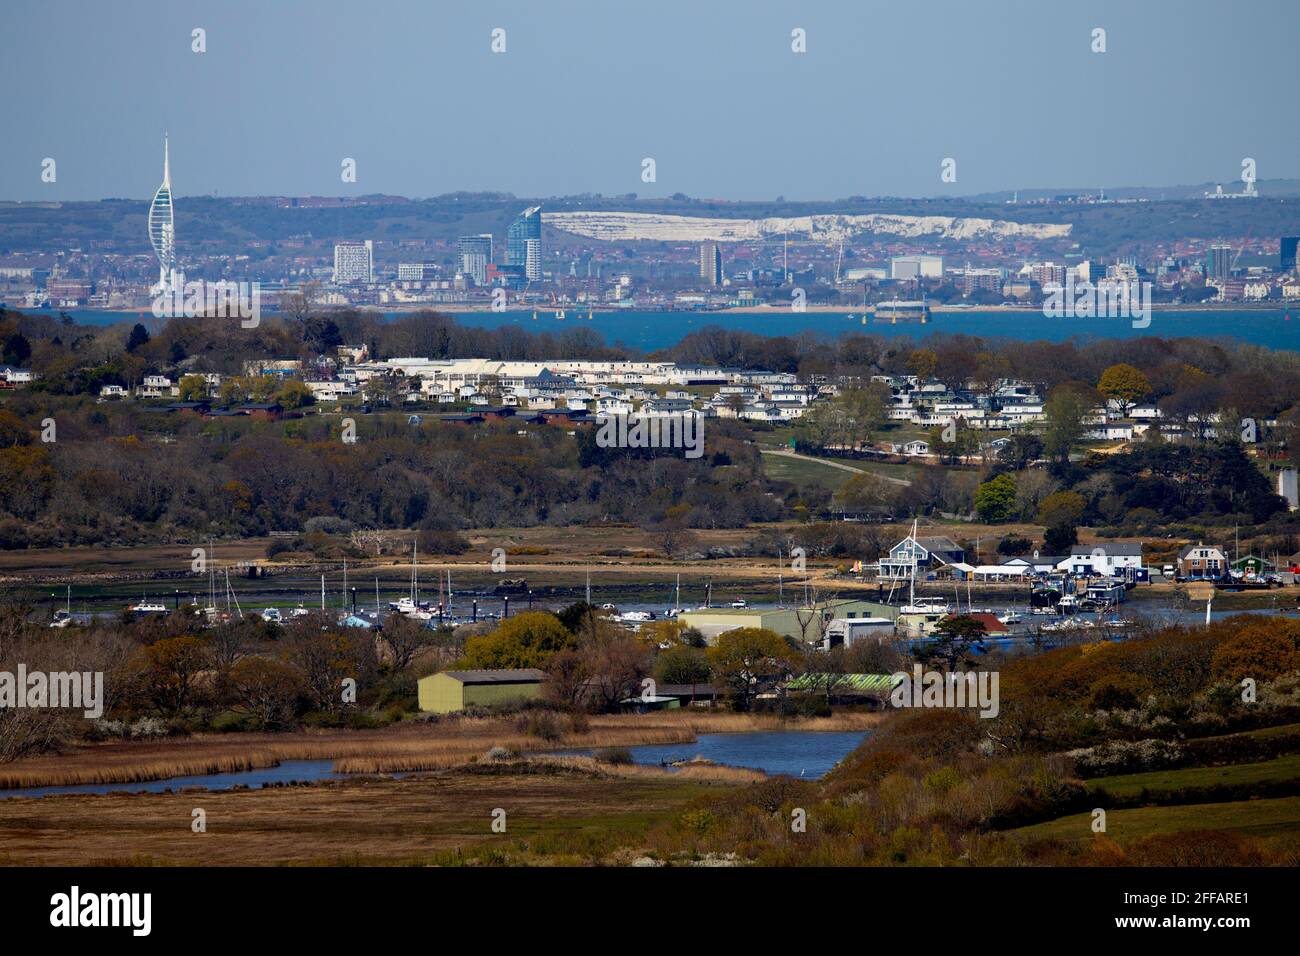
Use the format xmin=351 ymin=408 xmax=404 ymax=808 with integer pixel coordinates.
xmin=699 ymin=242 xmax=722 ymax=286
xmin=333 ymin=240 xmax=374 ymax=284
xmin=1281 ymin=237 xmax=1299 ymax=273
xmin=147 ymin=135 xmax=176 ymax=293
xmin=458 ymin=234 xmax=493 ymax=286
xmin=507 ymin=206 xmax=542 ymax=280
xmin=397 ymin=262 xmax=438 ymax=282
xmin=1206 ymin=244 xmax=1233 ymax=281
xmin=1029 ymin=262 xmax=1067 ymax=288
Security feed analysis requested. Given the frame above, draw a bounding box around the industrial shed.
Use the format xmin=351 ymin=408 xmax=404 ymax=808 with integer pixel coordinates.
xmin=417 ymin=668 xmax=546 ymax=714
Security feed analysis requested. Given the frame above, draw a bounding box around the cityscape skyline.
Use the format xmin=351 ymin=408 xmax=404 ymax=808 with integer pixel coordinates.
xmin=4 ymin=0 xmax=1299 ymax=202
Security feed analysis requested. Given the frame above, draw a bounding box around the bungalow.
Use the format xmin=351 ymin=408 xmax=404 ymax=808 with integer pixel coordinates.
xmin=0 ymin=366 xmax=34 ymax=385
xmin=1000 ymin=554 xmax=1068 ymax=575
xmin=99 ymin=384 xmax=129 ymax=399
xmin=136 ymin=375 xmax=176 ymax=399
xmin=305 ymin=380 xmax=357 ymax=401
xmin=877 ymin=533 xmax=965 ymax=580
xmin=1085 ymin=424 xmax=1135 ymax=441
xmin=469 ymin=406 xmax=516 ymax=421
xmin=1178 ymin=543 xmax=1228 ymax=580
xmin=881 ymin=439 xmax=931 ymax=456
xmin=236 ymin=402 xmax=283 ymax=421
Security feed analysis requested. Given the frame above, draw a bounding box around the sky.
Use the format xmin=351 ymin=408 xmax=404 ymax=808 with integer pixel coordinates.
xmin=3 ymin=0 xmax=1298 ymax=202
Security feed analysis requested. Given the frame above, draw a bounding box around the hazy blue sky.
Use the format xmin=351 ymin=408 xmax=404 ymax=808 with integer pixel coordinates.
xmin=3 ymin=0 xmax=1297 ymax=201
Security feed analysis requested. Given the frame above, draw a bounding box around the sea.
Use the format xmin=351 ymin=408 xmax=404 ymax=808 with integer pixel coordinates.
xmin=20 ymin=307 xmax=1298 ymax=353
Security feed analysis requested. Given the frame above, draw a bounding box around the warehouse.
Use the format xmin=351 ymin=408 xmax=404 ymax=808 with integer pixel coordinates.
xmin=678 ymin=599 xmax=897 ymax=645
xmin=417 ymin=668 xmax=546 ymax=714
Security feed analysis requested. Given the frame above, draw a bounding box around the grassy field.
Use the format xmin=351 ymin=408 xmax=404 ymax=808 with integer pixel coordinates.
xmin=1087 ymin=754 xmax=1300 ymax=801
xmin=1012 ymin=795 xmax=1300 ymax=844
xmin=0 ymin=762 xmax=741 ymax=866
xmin=760 ymin=452 xmax=858 ymax=492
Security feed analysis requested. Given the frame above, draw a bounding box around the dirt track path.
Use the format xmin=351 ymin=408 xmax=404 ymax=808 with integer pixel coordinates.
xmin=760 ymin=448 xmax=912 ymax=486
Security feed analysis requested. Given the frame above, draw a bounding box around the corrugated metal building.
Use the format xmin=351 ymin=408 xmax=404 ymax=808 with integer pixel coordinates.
xmin=417 ymin=668 xmax=546 ymax=713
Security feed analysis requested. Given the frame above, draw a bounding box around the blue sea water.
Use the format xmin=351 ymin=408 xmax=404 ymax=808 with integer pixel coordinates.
xmin=0 ymin=759 xmax=341 ymax=800
xmin=22 ymin=308 xmax=1297 ymax=353
xmin=571 ymin=730 xmax=869 ymax=779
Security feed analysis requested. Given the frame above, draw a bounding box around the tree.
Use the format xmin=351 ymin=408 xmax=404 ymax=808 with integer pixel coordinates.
xmin=224 ymin=656 xmax=303 ymax=728
xmin=1044 ymin=522 xmax=1078 ymax=553
xmin=997 ymin=434 xmax=1044 ymax=471
xmin=1210 ymin=621 xmax=1300 ymax=684
xmin=835 ymin=472 xmax=899 ymax=515
xmin=382 ymin=615 xmax=435 ymax=671
xmin=583 ymin=635 xmax=651 ymax=711
xmin=274 ymin=378 xmax=315 ymax=410
xmin=1037 ymin=490 xmax=1086 ymax=528
xmin=1043 ymin=385 xmax=1094 ymax=464
xmin=125 ymin=323 xmax=151 ymax=353
xmin=283 ymin=617 xmax=375 ymax=712
xmin=1 ymin=333 xmax=31 ymax=366
xmin=460 ymin=611 xmax=575 ymax=669
xmin=177 ymin=374 xmax=208 ymax=401
xmin=1097 ymin=364 xmax=1150 ymax=417
xmin=996 ymin=535 xmax=1032 ymax=556
xmin=0 ymin=409 xmax=31 ymax=448
xmin=707 ymin=627 xmax=798 ymax=709
xmin=974 ymin=473 xmax=1017 ymax=523
xmin=654 ymin=644 xmax=712 ymax=704
xmin=544 ymin=648 xmax=591 ymax=708
xmin=920 ymin=615 xmax=986 ymax=670
xmin=136 ymin=635 xmax=209 ymax=713
xmin=908 ymin=348 xmax=938 ymax=382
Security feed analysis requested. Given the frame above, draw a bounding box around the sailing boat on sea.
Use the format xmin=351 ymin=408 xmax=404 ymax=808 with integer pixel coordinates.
xmin=896 ymin=519 xmax=949 ymax=634
xmin=390 ymin=541 xmax=433 ymax=619
xmin=666 ymin=574 xmax=685 ymax=618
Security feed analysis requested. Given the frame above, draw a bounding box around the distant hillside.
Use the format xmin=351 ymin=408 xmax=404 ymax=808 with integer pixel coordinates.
xmin=2 ymin=190 xmax=1298 ymax=258
xmin=965 ymin=178 xmax=1300 ymax=202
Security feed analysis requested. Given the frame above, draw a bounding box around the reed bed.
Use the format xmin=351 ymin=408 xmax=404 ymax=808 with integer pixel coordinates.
xmin=0 ymin=710 xmax=882 ymax=789
xmin=531 ymin=753 xmax=767 ymax=784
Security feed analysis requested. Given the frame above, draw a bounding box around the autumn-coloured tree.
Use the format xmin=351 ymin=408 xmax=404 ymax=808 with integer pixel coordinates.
xmin=1097 ymin=363 xmax=1151 ymax=416
xmin=136 ymin=635 xmax=209 ymax=713
xmin=707 ymin=627 xmax=799 ymax=709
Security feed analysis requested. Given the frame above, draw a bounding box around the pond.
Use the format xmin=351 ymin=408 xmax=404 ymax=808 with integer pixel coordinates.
xmin=571 ymin=731 xmax=869 ymax=779
xmin=0 ymin=759 xmax=341 ymax=800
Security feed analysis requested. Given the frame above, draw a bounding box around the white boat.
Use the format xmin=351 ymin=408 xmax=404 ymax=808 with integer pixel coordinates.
xmin=729 ymin=599 xmax=748 ymax=608
xmin=128 ymin=600 xmax=167 ymax=614
xmin=288 ymin=606 xmax=311 ymax=619
xmin=997 ymin=609 xmax=1024 ymax=625
xmin=261 ymin=608 xmax=283 ymax=623
xmin=50 ymin=587 xmax=76 ymax=627
xmin=617 ymin=610 xmax=654 ymax=624
xmin=901 ymin=596 xmax=950 ymax=615
xmin=392 ymin=596 xmax=434 ymax=620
